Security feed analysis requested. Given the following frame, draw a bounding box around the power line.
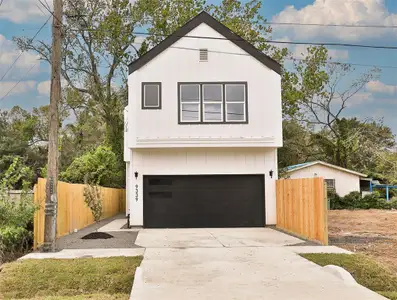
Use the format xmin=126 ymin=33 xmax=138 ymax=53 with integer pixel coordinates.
xmin=290 ymin=57 xmax=397 ymax=70
xmin=69 ymin=28 xmax=397 ymax=50
xmin=264 ymin=21 xmax=397 ymax=29
xmin=130 ymin=41 xmax=397 ymax=70
xmin=38 ymin=0 xmax=63 ymax=25
xmin=121 ymin=17 xmax=397 ymax=29
xmin=0 ymin=63 xmax=38 ymax=102
xmin=131 ymin=31 xmax=397 ymax=50
xmin=0 ymin=15 xmax=50 ymax=81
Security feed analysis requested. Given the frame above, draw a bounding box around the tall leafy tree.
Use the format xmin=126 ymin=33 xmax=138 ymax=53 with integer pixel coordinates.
xmin=14 ymin=0 xmax=140 ymax=163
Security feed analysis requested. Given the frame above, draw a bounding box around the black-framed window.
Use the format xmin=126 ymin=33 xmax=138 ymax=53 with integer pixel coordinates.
xmin=142 ymin=82 xmax=161 ymax=109
xmin=325 ymin=179 xmax=336 ymax=190
xmin=178 ymin=82 xmax=247 ymax=124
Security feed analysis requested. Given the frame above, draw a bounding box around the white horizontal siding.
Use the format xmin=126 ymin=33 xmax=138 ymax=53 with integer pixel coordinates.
xmin=288 ymin=165 xmax=361 ymax=197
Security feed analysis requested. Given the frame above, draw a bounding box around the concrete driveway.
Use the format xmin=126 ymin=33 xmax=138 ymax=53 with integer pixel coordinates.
xmin=131 ymin=228 xmax=386 ymax=300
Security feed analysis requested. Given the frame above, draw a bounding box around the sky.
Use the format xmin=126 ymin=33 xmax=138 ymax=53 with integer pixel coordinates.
xmin=0 ymin=0 xmax=396 ymax=132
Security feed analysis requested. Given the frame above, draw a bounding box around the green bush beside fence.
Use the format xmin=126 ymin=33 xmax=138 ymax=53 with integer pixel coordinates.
xmin=0 ymin=157 xmax=36 ymax=264
xmin=329 ymin=190 xmax=397 ymax=210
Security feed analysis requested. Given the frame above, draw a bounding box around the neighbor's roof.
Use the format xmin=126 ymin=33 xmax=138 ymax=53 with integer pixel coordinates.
xmin=286 ymin=161 xmax=367 ymax=177
xmin=128 ymin=11 xmax=281 ymax=75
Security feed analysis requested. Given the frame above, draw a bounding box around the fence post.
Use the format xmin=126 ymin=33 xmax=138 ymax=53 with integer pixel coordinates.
xmin=323 ymin=182 xmax=329 ymax=245
xmin=33 ymin=184 xmax=38 ymax=250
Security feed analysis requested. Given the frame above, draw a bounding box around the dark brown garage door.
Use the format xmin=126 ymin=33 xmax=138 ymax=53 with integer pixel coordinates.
xmin=143 ymin=175 xmax=265 ymax=228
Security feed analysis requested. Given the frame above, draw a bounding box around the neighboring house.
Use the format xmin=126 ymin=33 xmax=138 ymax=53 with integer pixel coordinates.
xmin=285 ymin=161 xmax=367 ymax=197
xmin=124 ymin=12 xmax=282 ymax=228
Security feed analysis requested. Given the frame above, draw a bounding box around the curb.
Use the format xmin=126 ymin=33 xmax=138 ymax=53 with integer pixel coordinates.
xmin=130 ymin=266 xmax=143 ymax=300
xmin=323 ymin=265 xmax=358 ymax=286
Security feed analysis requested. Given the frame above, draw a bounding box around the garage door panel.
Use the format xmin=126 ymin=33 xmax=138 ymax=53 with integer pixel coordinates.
xmin=144 ymin=175 xmax=264 ymax=228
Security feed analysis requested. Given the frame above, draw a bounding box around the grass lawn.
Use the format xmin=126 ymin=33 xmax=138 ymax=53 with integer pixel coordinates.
xmin=0 ymin=256 xmax=143 ymax=300
xmin=301 ymin=253 xmax=397 ymax=300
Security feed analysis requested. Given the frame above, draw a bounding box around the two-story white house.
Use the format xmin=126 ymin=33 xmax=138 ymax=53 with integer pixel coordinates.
xmin=124 ymin=11 xmax=282 ymax=228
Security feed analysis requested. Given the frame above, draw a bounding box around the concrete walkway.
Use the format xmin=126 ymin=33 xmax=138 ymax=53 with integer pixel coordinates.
xmin=21 ymin=248 xmax=144 ymax=260
xmin=131 ymin=228 xmax=385 ymax=300
xmin=56 ymin=215 xmax=140 ymax=250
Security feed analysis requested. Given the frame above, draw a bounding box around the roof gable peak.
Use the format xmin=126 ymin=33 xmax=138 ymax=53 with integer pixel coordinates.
xmin=128 ymin=11 xmax=281 ymax=74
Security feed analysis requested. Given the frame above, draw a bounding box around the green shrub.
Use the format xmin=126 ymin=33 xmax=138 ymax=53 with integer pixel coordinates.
xmin=60 ymin=145 xmax=123 ymax=188
xmin=328 ymin=190 xmax=396 ymax=210
xmin=0 ymin=226 xmax=32 ymax=264
xmin=0 ymin=157 xmax=37 ymax=263
xmin=358 ymin=192 xmax=383 ymax=209
xmin=328 ymin=190 xmax=344 ymax=210
xmin=390 ymin=198 xmax=397 ymax=209
xmin=343 ymin=191 xmax=362 ymax=209
xmin=0 ymin=194 xmax=36 ymax=228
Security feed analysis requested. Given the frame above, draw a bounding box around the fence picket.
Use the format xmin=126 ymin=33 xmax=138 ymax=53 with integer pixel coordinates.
xmin=33 ymin=179 xmax=126 ymax=249
xmin=276 ymin=178 xmax=328 ymax=245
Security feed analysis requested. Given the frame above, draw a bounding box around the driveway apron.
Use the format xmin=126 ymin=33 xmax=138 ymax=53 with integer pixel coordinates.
xmin=131 ymin=228 xmax=386 ymax=300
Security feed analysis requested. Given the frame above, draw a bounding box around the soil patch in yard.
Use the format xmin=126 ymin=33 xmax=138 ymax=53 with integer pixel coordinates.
xmin=81 ymin=232 xmax=114 ymax=240
xmin=329 ymin=210 xmax=397 ymax=274
xmin=0 ymin=256 xmax=142 ymax=299
xmin=301 ymin=253 xmax=397 ymax=300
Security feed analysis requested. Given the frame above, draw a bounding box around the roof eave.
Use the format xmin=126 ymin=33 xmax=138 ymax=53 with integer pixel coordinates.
xmin=128 ymin=11 xmax=281 ymax=75
xmin=286 ymin=161 xmax=367 ymax=177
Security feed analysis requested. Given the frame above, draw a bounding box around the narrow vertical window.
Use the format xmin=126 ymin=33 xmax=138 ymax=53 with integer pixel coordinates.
xmin=225 ymin=84 xmax=246 ymax=122
xmin=203 ymin=84 xmax=223 ymax=122
xmin=180 ymin=84 xmax=200 ymax=122
xmin=142 ymin=82 xmax=161 ymax=109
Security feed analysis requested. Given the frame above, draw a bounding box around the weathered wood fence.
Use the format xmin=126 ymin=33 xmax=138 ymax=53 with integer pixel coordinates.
xmin=33 ymin=178 xmax=126 ymax=249
xmin=276 ymin=177 xmax=328 ymax=245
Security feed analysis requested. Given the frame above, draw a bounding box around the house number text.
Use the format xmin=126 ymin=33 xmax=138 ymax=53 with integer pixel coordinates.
xmin=135 ymin=185 xmax=138 ymax=202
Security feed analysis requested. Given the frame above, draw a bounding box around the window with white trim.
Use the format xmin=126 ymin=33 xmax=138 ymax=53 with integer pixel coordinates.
xmin=142 ymin=82 xmax=161 ymax=109
xmin=180 ymin=84 xmax=200 ymax=122
xmin=203 ymin=84 xmax=223 ymax=122
xmin=179 ymin=82 xmax=247 ymax=124
xmin=225 ymin=84 xmax=246 ymax=122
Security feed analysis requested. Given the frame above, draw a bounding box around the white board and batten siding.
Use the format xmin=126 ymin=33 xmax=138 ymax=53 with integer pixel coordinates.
xmin=126 ymin=148 xmax=279 ymax=226
xmin=125 ymin=17 xmax=282 ymax=226
xmin=126 ymin=22 xmax=282 ymax=149
xmin=288 ymin=164 xmax=361 ymax=197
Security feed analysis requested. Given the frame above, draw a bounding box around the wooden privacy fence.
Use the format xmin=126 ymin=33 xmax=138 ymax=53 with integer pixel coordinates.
xmin=33 ymin=178 xmax=126 ymax=249
xmin=276 ymin=177 xmax=328 ymax=245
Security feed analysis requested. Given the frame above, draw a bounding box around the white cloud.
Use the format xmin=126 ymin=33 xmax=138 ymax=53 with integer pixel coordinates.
xmin=328 ymin=49 xmax=349 ymax=60
xmin=0 ymin=0 xmax=52 ymax=23
xmin=0 ymin=35 xmax=41 ymax=80
xmin=37 ymin=79 xmax=68 ymax=96
xmin=366 ymin=80 xmax=397 ymax=94
xmin=348 ymin=91 xmax=373 ymax=107
xmin=37 ymin=80 xmax=51 ymax=96
xmin=273 ymin=0 xmax=397 ymax=41
xmin=0 ymin=81 xmax=37 ymax=98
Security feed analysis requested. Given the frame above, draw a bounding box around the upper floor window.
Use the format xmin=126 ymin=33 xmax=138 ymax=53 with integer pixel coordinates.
xmin=179 ymin=82 xmax=247 ymax=124
xmin=142 ymin=82 xmax=161 ymax=109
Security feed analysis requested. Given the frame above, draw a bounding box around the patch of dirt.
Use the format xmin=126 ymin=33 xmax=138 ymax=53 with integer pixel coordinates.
xmin=81 ymin=232 xmax=114 ymax=240
xmin=329 ymin=210 xmax=397 ymax=274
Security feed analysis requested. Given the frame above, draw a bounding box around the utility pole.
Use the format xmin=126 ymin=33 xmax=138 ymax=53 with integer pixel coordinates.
xmin=43 ymin=0 xmax=62 ymax=252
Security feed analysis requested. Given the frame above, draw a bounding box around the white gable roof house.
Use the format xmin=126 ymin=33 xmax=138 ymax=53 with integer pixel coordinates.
xmin=124 ymin=12 xmax=282 ymax=228
xmin=286 ymin=161 xmax=367 ymax=197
